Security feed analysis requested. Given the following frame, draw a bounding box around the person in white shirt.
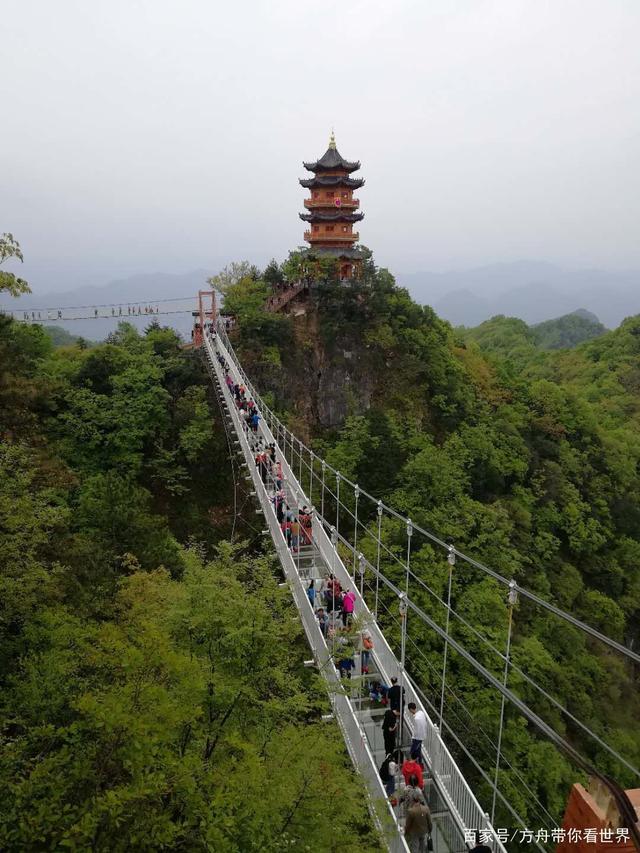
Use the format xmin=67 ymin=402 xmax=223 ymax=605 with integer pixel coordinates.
xmin=408 ymin=702 xmax=427 ymax=767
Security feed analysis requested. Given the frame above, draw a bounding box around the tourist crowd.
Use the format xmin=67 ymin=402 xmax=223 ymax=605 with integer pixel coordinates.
xmin=214 ymin=339 xmax=433 ymax=852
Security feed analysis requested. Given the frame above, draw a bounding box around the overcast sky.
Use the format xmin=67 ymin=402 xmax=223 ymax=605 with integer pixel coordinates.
xmin=2 ymin=0 xmax=640 ymax=293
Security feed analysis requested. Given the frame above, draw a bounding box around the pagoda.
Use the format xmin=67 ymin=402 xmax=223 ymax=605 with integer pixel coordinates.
xmin=299 ymin=132 xmax=365 ymax=280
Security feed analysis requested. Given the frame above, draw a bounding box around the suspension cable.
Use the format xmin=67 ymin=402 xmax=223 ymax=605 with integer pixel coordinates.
xmin=215 ymin=324 xmax=640 ymax=666
xmin=352 ymin=536 xmax=640 ymax=848
xmin=367 ymin=581 xmax=558 ymax=836
xmin=214 ymin=326 xmax=640 ymax=850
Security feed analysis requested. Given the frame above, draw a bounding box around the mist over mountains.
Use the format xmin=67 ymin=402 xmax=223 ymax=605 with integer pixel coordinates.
xmin=2 ymin=261 xmax=639 ymax=341
xmin=0 ymin=270 xmax=210 ymax=341
xmin=398 ymin=261 xmax=640 ymax=328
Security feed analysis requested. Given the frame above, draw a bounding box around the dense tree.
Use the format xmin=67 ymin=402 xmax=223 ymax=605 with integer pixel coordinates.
xmin=207 ymin=260 xmax=260 ymax=295
xmin=227 ymin=251 xmax=640 ymax=829
xmin=0 ymin=549 xmax=380 ymax=851
xmin=0 ymin=232 xmax=31 ymax=296
xmin=0 ymin=311 xmax=382 ymax=851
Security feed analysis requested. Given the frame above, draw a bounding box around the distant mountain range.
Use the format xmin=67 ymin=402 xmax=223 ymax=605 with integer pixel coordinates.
xmin=0 ymin=270 xmax=210 ymax=341
xmin=2 ymin=261 xmax=638 ymax=341
xmin=2 ymin=269 xmax=210 ymax=307
xmin=398 ymin=261 xmax=640 ymax=328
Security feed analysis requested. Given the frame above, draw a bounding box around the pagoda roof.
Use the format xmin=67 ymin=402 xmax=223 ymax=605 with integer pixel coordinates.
xmin=299 ymin=175 xmax=365 ymax=189
xmin=303 ymin=132 xmax=360 ymax=173
xmin=299 ymin=211 xmax=364 ymax=223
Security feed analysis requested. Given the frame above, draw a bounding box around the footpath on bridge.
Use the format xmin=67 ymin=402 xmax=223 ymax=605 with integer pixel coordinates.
xmin=203 ymin=325 xmax=501 ymax=853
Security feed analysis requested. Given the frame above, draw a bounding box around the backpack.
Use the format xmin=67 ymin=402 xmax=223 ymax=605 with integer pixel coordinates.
xmin=379 ymin=757 xmax=390 ymax=782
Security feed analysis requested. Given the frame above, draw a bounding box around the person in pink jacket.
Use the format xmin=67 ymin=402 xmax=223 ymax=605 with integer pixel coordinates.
xmin=342 ymin=589 xmax=356 ymax=627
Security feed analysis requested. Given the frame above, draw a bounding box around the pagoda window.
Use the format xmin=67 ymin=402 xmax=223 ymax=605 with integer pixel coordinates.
xmin=313 ymin=192 xmax=319 ymax=198
xmin=342 ymin=226 xmax=348 ymax=232
xmin=325 ymin=191 xmax=334 ymax=198
xmin=342 ymin=192 xmax=348 ymax=198
xmin=326 ymin=225 xmax=335 ymax=232
xmin=313 ymin=225 xmax=319 ymax=232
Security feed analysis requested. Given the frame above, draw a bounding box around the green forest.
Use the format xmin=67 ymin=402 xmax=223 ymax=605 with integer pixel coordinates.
xmin=2 ymin=244 xmax=639 ymax=849
xmin=0 ymin=312 xmax=380 ymax=851
xmin=222 ymin=251 xmax=640 ymax=831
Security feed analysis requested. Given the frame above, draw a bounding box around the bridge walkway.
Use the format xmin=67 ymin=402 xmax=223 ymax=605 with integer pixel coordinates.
xmin=204 ymin=328 xmax=501 ymax=853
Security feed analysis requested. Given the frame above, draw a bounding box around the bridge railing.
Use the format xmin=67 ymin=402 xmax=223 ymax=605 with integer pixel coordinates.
xmin=203 ymin=330 xmax=409 ymax=853
xmin=208 ymin=326 xmax=505 ymax=852
xmin=210 ymin=318 xmax=640 ymax=853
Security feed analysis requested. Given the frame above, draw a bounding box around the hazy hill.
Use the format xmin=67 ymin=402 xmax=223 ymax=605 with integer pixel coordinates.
xmin=42 ymin=325 xmax=93 ymax=347
xmin=3 ymin=260 xmax=638 ymax=342
xmin=398 ymin=261 xmax=640 ymax=328
xmin=459 ymin=309 xmax=607 ymax=367
xmin=532 ymin=309 xmax=606 ymax=349
xmin=0 ymin=270 xmax=209 ymax=341
xmin=1 ymin=269 xmax=210 ymax=308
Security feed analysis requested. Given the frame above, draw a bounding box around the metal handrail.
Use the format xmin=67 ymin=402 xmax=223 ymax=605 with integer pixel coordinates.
xmin=207 ymin=328 xmax=505 ymax=852
xmin=214 ymin=323 xmax=640 ymax=667
xmin=204 ymin=331 xmax=409 ymax=853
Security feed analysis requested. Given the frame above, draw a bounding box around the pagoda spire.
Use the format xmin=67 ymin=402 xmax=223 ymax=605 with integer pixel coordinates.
xmin=328 ymin=129 xmax=336 ymax=149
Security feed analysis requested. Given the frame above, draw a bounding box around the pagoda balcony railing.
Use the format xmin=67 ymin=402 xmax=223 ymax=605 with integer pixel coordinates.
xmin=304 ymin=231 xmax=359 ymax=242
xmin=304 ymin=197 xmax=360 ymax=209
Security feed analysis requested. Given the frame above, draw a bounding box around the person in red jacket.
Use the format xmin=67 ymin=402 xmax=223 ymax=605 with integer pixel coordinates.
xmin=401 ymin=757 xmax=424 ymax=791
xmin=341 ymin=588 xmax=356 ymax=627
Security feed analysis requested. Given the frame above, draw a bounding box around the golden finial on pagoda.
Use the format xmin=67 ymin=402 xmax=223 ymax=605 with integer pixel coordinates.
xmin=329 ymin=129 xmax=336 ymax=149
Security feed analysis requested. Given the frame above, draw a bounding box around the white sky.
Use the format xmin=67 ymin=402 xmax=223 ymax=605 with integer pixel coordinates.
xmin=2 ymin=0 xmax=640 ymax=292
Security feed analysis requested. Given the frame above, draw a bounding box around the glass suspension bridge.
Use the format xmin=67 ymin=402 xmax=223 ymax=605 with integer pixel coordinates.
xmin=4 ymin=293 xmax=638 ymax=851
xmin=202 ymin=322 xmax=640 ymax=853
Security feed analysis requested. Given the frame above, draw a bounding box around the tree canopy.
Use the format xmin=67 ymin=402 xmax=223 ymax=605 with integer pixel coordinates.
xmin=0 ymin=232 xmax=31 ymax=296
xmin=227 ymin=251 xmax=640 ymax=830
xmin=0 ymin=311 xmax=382 ymax=851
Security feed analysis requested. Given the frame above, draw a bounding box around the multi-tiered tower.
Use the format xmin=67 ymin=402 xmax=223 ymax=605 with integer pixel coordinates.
xmin=299 ymin=132 xmax=365 ymax=280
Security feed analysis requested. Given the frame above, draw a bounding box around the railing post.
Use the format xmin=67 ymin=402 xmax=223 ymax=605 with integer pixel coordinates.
xmin=335 ymin=471 xmax=341 ymax=542
xmin=490 ymin=580 xmax=518 ymax=828
xmin=298 ymin=437 xmax=303 ymax=488
xmin=330 ymin=525 xmax=338 ymax=659
xmin=374 ymin=500 xmax=383 ymax=621
xmin=432 ymin=723 xmax=441 ymax=778
xmin=320 ymin=461 xmax=326 ymax=521
xmin=309 ymin=450 xmax=314 ymax=507
xmin=398 ymin=591 xmax=408 ymax=752
xmin=439 ymin=545 xmax=456 ymax=728
xmin=358 ymin=552 xmax=365 ymax=597
xmin=352 ymin=484 xmax=360 ymax=579
xmin=404 ymin=518 xmax=413 ymax=595
xmin=484 ymin=812 xmax=495 ymax=853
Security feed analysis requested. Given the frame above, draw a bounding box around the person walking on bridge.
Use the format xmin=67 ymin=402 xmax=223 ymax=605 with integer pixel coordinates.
xmin=400 ymin=773 xmax=426 ymax=808
xmin=361 ymin=630 xmax=373 ymax=674
xmin=379 ymin=750 xmax=400 ymax=800
xmin=341 ymin=588 xmax=356 ymax=627
xmin=273 ymin=460 xmax=283 ymax=490
xmin=404 ymin=791 xmax=432 ymax=853
xmin=290 ymin=516 xmax=300 ymax=552
xmin=325 ymin=574 xmax=341 ymax=612
xmin=388 ymin=676 xmax=405 ymax=714
xmin=306 ymin=579 xmax=316 ymax=607
xmin=408 ymin=702 xmax=427 ymax=767
xmin=382 ymin=708 xmax=399 ymax=755
xmin=401 ymin=756 xmax=424 ymax=791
